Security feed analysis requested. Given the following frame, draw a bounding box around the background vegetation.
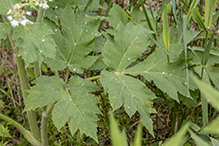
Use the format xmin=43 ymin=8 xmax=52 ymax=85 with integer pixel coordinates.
xmin=0 ymin=0 xmax=219 ymax=145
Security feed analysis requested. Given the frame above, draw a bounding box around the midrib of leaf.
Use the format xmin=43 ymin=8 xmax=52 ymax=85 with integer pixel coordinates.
xmin=116 ymin=31 xmax=143 ymax=72
xmin=68 ymin=23 xmax=87 ymax=64
xmin=116 ymin=74 xmax=147 ymax=104
xmin=63 ymin=87 xmax=87 ymax=125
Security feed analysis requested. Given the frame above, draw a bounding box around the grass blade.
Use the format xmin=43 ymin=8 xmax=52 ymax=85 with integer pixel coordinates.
xmin=163 ymin=123 xmax=190 ymax=146
xmin=132 ymin=122 xmax=143 ymax=146
xmin=183 ymin=15 xmax=190 ymax=98
xmin=162 ymin=5 xmax=170 ymax=52
xmin=201 ymin=31 xmax=215 ymax=66
xmin=192 ymin=8 xmax=207 ymax=32
xmin=205 ymin=0 xmax=213 ymax=28
xmin=213 ymin=10 xmax=219 ymax=24
xmin=109 ymin=111 xmax=128 ymax=146
xmin=187 ymin=0 xmax=199 ymax=24
xmin=171 ymin=0 xmax=177 ymax=23
xmin=193 ymin=76 xmax=219 ymax=111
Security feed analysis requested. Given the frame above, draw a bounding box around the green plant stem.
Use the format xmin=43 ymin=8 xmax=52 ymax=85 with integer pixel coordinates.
xmin=200 ymin=68 xmax=208 ymax=126
xmin=87 ymin=75 xmax=101 ymax=80
xmin=36 ymin=7 xmax=55 ymax=146
xmin=0 ymin=113 xmax=42 ymax=146
xmin=65 ymin=68 xmax=70 ymax=86
xmin=140 ymin=0 xmax=157 ymax=40
xmin=2 ymin=11 xmax=41 ymax=140
xmin=41 ymin=103 xmax=54 ymax=146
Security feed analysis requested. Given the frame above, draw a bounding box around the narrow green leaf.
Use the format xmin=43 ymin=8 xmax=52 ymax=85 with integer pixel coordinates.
xmin=202 ymin=31 xmax=215 ymax=65
xmin=140 ymin=0 xmax=154 ymax=32
xmin=183 ymin=15 xmax=190 ymax=98
xmin=171 ymin=0 xmax=177 ymax=23
xmin=187 ymin=0 xmax=199 ymax=24
xmin=12 ymin=23 xmax=56 ymax=68
xmin=132 ymin=122 xmax=143 ymax=146
xmin=204 ymin=117 xmax=219 ymax=135
xmin=109 ymin=111 xmax=128 ymax=146
xmin=205 ymin=0 xmax=214 ymax=28
xmin=192 ymin=77 xmax=219 ymax=111
xmin=162 ymin=5 xmax=170 ymax=52
xmin=163 ymin=122 xmax=190 ymax=146
xmin=213 ymin=11 xmax=219 ymax=24
xmin=209 ymin=137 xmax=219 ymax=146
xmin=25 ymin=76 xmax=100 ymax=141
xmin=192 ymin=8 xmax=207 ymax=32
xmin=188 ymin=129 xmax=212 ymax=146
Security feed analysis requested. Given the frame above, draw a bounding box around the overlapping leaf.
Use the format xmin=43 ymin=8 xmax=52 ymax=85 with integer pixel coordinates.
xmin=100 ymin=22 xmax=156 ymax=135
xmin=24 ymin=76 xmax=100 ymax=141
xmin=0 ymin=0 xmax=10 ymax=15
xmin=45 ymin=5 xmax=100 ymax=73
xmin=0 ymin=23 xmax=10 ymax=41
xmin=12 ymin=23 xmax=56 ymax=67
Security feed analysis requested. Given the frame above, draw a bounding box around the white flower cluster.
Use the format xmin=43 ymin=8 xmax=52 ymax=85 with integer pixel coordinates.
xmin=7 ymin=4 xmax=33 ymax=27
xmin=34 ymin=0 xmax=52 ymax=9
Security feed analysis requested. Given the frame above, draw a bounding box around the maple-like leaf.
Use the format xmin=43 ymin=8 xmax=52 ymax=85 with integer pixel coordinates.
xmin=12 ymin=23 xmax=56 ymax=68
xmin=24 ymin=76 xmax=100 ymax=141
xmin=125 ymin=48 xmax=191 ymax=102
xmin=45 ymin=5 xmax=100 ymax=73
xmin=100 ymin=22 xmax=156 ymax=135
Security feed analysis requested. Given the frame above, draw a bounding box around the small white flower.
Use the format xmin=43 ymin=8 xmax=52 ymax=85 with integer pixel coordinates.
xmin=35 ymin=1 xmax=39 ymax=6
xmin=11 ymin=19 xmax=19 ymax=27
xmin=42 ymin=2 xmax=49 ymax=9
xmin=7 ymin=9 xmax=12 ymax=15
xmin=26 ymin=11 xmax=32 ymax=16
xmin=20 ymin=19 xmax=28 ymax=26
xmin=48 ymin=0 xmax=52 ymax=2
xmin=7 ymin=16 xmax=13 ymax=21
xmin=20 ymin=19 xmax=33 ymax=26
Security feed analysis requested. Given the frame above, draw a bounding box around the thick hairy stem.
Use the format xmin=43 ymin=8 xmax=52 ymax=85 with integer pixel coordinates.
xmin=2 ymin=9 xmax=41 ymax=140
xmin=41 ymin=103 xmax=54 ymax=146
xmin=0 ymin=113 xmax=42 ymax=146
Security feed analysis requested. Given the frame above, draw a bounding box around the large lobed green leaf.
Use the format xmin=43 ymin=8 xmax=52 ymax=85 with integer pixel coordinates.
xmin=24 ymin=76 xmax=100 ymax=141
xmin=101 ymin=22 xmax=156 ymax=135
xmin=12 ymin=23 xmax=56 ymax=68
xmin=125 ymin=48 xmax=192 ymax=102
xmin=45 ymin=5 xmax=100 ymax=73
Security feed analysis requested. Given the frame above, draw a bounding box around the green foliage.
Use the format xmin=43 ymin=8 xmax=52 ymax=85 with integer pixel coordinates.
xmin=45 ymin=5 xmax=100 ymax=73
xmin=24 ymin=76 xmax=100 ymax=141
xmin=0 ymin=0 xmax=10 ymax=16
xmin=12 ymin=23 xmax=56 ymax=68
xmin=101 ymin=22 xmax=156 ymax=135
xmin=0 ymin=124 xmax=11 ymax=138
xmin=0 ymin=0 xmax=219 ymax=145
xmin=0 ymin=23 xmax=10 ymax=41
